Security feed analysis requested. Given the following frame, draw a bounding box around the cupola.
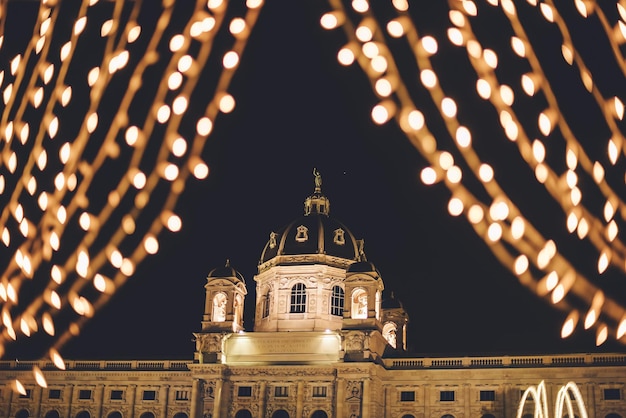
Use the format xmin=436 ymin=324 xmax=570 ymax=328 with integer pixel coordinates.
xmin=200 ymin=260 xmax=247 ymax=332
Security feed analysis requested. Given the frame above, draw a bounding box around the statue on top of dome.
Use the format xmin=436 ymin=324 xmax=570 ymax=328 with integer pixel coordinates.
xmin=313 ymin=167 xmax=322 ymax=193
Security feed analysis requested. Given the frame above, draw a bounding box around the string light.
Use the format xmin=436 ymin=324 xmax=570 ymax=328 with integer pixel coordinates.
xmin=321 ymin=0 xmax=626 ymax=346
xmin=0 ymin=0 xmax=263 ymax=387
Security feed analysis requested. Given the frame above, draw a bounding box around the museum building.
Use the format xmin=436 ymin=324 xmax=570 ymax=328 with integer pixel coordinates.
xmin=1 ymin=173 xmax=625 ymax=418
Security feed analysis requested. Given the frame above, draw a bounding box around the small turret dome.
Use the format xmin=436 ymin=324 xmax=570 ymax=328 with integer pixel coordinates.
xmin=381 ymin=291 xmax=404 ymax=309
xmin=347 ymin=260 xmax=378 ymax=274
xmin=207 ymin=260 xmax=244 ymax=283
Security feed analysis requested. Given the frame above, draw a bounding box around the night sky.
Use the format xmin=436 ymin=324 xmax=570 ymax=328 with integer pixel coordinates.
xmin=4 ymin=1 xmax=626 ymax=360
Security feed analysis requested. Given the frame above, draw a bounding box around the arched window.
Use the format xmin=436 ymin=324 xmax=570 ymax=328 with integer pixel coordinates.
xmin=311 ymin=411 xmax=328 ymax=418
xmin=351 ymin=288 xmax=367 ymax=319
xmin=272 ymin=411 xmax=289 ymax=418
xmin=235 ymin=410 xmax=253 ymax=418
xmin=75 ymin=411 xmax=91 ymax=418
xmin=44 ymin=411 xmax=60 ymax=418
xmin=16 ymin=410 xmax=29 ymax=418
xmin=173 ymin=414 xmax=188 ymax=418
xmin=139 ymin=413 xmax=155 ymax=418
xmin=442 ymin=415 xmax=455 ymax=418
xmin=262 ymin=291 xmax=271 ymax=318
xmin=107 ymin=413 xmax=122 ymax=418
xmin=382 ymin=322 xmax=398 ymax=348
xmin=290 ymin=283 xmax=306 ymax=313
xmin=482 ymin=414 xmax=496 ymax=418
xmin=606 ymin=415 xmax=623 ymax=418
xmin=330 ymin=286 xmax=344 ymax=316
xmin=212 ymin=292 xmax=227 ymax=322
xmin=401 ymin=415 xmax=416 ymax=418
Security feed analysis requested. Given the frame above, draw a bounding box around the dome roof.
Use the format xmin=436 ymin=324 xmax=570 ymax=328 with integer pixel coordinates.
xmin=259 ymin=169 xmax=365 ymax=265
xmin=346 ymin=260 xmax=378 ymax=273
xmin=207 ymin=260 xmax=244 ymax=283
xmin=381 ymin=292 xmax=404 ymax=309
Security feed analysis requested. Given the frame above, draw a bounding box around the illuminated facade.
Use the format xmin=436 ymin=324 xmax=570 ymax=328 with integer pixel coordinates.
xmin=1 ymin=174 xmax=626 ymax=418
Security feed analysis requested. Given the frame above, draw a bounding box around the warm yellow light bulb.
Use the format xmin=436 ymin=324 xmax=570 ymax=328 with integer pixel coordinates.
xmin=421 ymin=36 xmax=438 ymax=54
xmin=511 ymin=36 xmax=526 ymax=57
xmin=476 ymin=79 xmax=491 ymax=99
xmin=448 ymin=197 xmax=464 ymax=216
xmin=223 ymin=51 xmax=240 ymax=69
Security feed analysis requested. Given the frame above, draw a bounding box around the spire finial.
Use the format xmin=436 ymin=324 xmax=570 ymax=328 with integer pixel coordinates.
xmin=313 ymin=167 xmax=322 ymax=193
xmin=225 ymin=259 xmax=230 ymax=267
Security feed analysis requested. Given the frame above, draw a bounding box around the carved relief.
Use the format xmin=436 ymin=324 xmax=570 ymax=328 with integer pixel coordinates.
xmin=347 ymin=381 xmax=362 ymax=400
xmin=346 ymin=332 xmax=365 ymax=351
xmin=203 ymin=381 xmax=215 ymax=400
xmin=346 ymin=380 xmax=363 ymax=418
xmin=228 ymin=367 xmax=335 ymax=377
xmin=194 ymin=333 xmax=223 ymax=354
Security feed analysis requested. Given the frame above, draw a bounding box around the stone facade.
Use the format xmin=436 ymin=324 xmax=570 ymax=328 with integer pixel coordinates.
xmin=1 ymin=355 xmax=626 ymax=418
xmin=1 ymin=175 xmax=625 ymax=418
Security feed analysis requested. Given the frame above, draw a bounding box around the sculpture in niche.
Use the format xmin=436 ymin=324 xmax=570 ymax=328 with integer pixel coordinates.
xmin=382 ymin=322 xmax=398 ymax=349
xmin=212 ymin=292 xmax=227 ymax=322
xmin=269 ymin=231 xmax=277 ymax=249
xmin=351 ymin=289 xmax=368 ymax=319
xmin=234 ymin=293 xmax=244 ymax=326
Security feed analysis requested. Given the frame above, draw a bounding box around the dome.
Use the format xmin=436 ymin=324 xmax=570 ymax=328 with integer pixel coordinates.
xmin=259 ymin=169 xmax=364 ymax=265
xmin=381 ymin=291 xmax=404 ymax=309
xmin=260 ymin=214 xmax=361 ymax=263
xmin=207 ymin=260 xmax=244 ymax=283
xmin=346 ymin=260 xmax=378 ymax=273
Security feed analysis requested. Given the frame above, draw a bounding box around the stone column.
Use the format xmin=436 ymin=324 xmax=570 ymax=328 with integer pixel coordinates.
xmin=98 ymin=384 xmax=106 ymax=418
xmin=296 ymin=381 xmax=305 ymax=418
xmin=190 ymin=379 xmax=200 ymax=418
xmin=464 ymin=384 xmax=470 ymax=418
xmin=66 ymin=384 xmax=74 ymax=418
xmin=34 ymin=385 xmax=43 ymax=418
xmin=384 ymin=385 xmax=392 ymax=418
xmin=586 ymin=383 xmax=596 ymax=418
xmin=161 ymin=385 xmax=170 ymax=418
xmin=362 ymin=379 xmax=370 ymax=418
xmin=503 ymin=383 xmax=510 ymax=418
xmin=129 ymin=384 xmax=137 ymax=418
xmin=213 ymin=378 xmax=224 ymax=418
xmin=423 ymin=384 xmax=430 ymax=418
xmin=258 ymin=381 xmax=267 ymax=418
xmin=336 ymin=378 xmax=345 ymax=418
